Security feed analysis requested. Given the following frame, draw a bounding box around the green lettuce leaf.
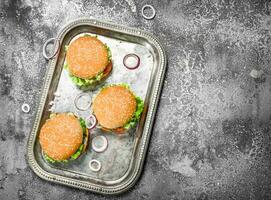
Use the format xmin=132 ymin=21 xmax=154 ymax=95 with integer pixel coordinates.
xmin=124 ymin=96 xmax=144 ymax=130
xmin=84 ymin=34 xmax=98 ymax=38
xmin=64 ymin=61 xmax=104 ymax=89
xmin=44 ymin=143 xmax=84 ymax=163
xmin=102 ymin=83 xmax=130 ymax=90
xmin=67 ymin=69 xmax=104 ymax=89
xmin=105 ymin=44 xmax=112 ymax=63
xmin=70 ymin=144 xmax=84 ymax=160
xmin=43 ymin=153 xmax=68 ymax=163
xmin=44 ymin=118 xmax=87 ymax=163
xmin=79 ymin=118 xmax=87 ymax=136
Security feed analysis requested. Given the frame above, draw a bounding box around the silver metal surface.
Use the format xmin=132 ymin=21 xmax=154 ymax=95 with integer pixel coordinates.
xmin=141 ymin=5 xmax=156 ymax=20
xmin=42 ymin=38 xmax=60 ymax=60
xmin=26 ymin=18 xmax=166 ymax=194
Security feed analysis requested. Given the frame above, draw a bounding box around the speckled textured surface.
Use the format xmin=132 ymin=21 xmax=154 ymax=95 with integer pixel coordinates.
xmin=1 ymin=0 xmax=271 ymax=199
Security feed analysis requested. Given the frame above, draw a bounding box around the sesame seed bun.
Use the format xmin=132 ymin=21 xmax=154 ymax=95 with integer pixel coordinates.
xmin=66 ymin=36 xmax=109 ymax=79
xmin=39 ymin=113 xmax=87 ymax=161
xmin=93 ymin=85 xmax=137 ymax=130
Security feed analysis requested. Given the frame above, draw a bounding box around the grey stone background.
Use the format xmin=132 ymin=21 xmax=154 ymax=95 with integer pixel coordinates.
xmin=1 ymin=0 xmax=271 ymax=199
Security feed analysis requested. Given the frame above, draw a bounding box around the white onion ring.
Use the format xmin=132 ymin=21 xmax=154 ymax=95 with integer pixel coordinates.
xmin=141 ymin=5 xmax=156 ymax=20
xmin=89 ymin=159 xmax=101 ymax=172
xmin=85 ymin=114 xmax=97 ymax=130
xmin=123 ymin=54 xmax=140 ymax=70
xmin=42 ymin=38 xmax=60 ymax=60
xmin=91 ymin=135 xmax=108 ymax=153
xmin=74 ymin=93 xmax=92 ymax=111
xmin=21 ymin=103 xmax=30 ymax=113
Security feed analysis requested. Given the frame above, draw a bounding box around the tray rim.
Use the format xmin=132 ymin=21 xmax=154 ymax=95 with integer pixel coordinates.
xmin=26 ymin=18 xmax=167 ymax=195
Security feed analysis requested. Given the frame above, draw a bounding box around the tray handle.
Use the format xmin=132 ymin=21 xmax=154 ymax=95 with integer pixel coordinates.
xmin=42 ymin=38 xmax=60 ymax=60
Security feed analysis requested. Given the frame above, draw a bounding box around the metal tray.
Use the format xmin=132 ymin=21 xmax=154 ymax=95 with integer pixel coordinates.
xmin=26 ymin=18 xmax=166 ymax=194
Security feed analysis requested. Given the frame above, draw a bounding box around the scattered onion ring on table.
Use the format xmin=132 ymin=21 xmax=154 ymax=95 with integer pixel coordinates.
xmin=21 ymin=103 xmax=30 ymax=113
xmin=141 ymin=5 xmax=156 ymax=20
xmin=123 ymin=53 xmax=140 ymax=70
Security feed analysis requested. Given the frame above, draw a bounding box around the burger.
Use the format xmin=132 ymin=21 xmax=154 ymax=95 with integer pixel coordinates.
xmin=64 ymin=35 xmax=112 ymax=90
xmin=39 ymin=113 xmax=88 ymax=163
xmin=92 ymin=84 xmax=144 ymax=134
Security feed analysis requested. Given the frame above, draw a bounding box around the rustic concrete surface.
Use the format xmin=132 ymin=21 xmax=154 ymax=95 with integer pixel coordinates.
xmin=1 ymin=0 xmax=271 ymax=199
